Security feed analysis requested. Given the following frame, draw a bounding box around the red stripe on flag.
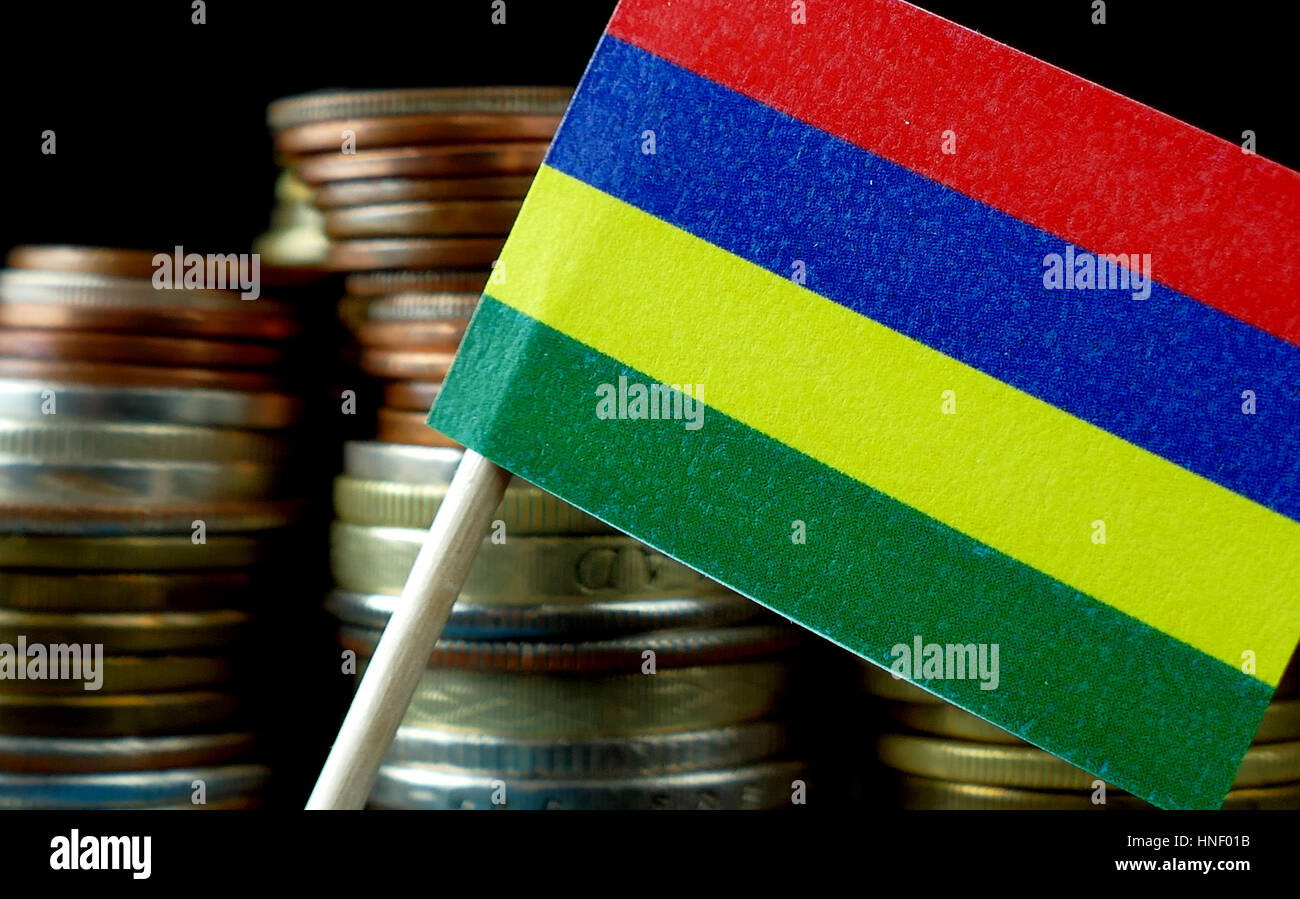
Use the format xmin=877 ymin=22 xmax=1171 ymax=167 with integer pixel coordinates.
xmin=607 ymin=0 xmax=1300 ymax=345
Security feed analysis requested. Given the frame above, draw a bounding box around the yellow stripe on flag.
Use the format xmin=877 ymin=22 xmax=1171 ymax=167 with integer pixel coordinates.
xmin=488 ymin=165 xmax=1300 ymax=684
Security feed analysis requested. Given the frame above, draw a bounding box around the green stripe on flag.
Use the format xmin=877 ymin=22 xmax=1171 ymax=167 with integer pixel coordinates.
xmin=431 ymin=294 xmax=1272 ymax=810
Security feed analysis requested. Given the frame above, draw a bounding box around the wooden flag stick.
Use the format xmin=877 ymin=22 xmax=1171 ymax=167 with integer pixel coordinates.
xmin=307 ymin=450 xmax=511 ymax=809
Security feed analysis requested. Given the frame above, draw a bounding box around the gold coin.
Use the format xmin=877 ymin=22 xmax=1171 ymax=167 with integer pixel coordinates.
xmin=1256 ymin=697 xmax=1300 ymax=743
xmin=0 ymin=608 xmax=249 ymax=652
xmin=333 ymin=475 xmax=613 ymax=533
xmin=887 ymin=701 xmax=1022 ymax=743
xmin=0 ymin=570 xmax=254 ymax=612
xmin=1280 ymin=653 xmax=1299 ymax=697
xmin=892 ymin=774 xmax=1300 ymax=810
xmin=0 ymin=654 xmax=236 ymax=695
xmin=860 ymin=662 xmax=942 ymax=703
xmin=0 ymin=691 xmax=241 ymax=736
xmin=0 ymin=534 xmax=267 ymax=570
xmin=893 ymin=774 xmax=1151 ymax=809
xmin=340 ymin=623 xmax=796 ymax=673
xmin=891 ymin=696 xmax=1300 ymax=746
xmin=397 ymin=662 xmax=787 ymax=738
xmin=330 ymin=525 xmax=727 ymax=602
xmin=878 ymin=733 xmax=1300 ymax=790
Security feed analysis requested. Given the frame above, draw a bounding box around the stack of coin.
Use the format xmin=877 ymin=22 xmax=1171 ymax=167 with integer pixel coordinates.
xmin=328 ymin=442 xmax=806 ymax=809
xmin=0 ymin=245 xmax=300 ymax=808
xmin=267 ymin=86 xmax=568 ymax=446
xmin=862 ymin=657 xmax=1300 ymax=809
xmin=336 ymin=270 xmax=478 ymax=446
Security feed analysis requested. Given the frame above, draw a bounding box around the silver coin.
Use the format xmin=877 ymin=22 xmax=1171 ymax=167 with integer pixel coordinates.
xmin=0 ymin=380 xmax=299 ymax=429
xmin=386 ymin=721 xmax=788 ymax=777
xmin=0 ymin=501 xmax=301 ymax=537
xmin=0 ymin=458 xmax=280 ymax=504
xmin=326 ymin=589 xmax=762 ymax=639
xmin=0 ymin=419 xmax=288 ymax=464
xmin=0 ymin=269 xmax=289 ymax=313
xmin=369 ymin=760 xmax=805 ymax=810
xmin=0 ymin=732 xmax=256 ymax=773
xmin=343 ymin=441 xmax=462 ymax=484
xmin=0 ymin=764 xmax=269 ymax=809
xmin=364 ymin=293 xmax=480 ymax=322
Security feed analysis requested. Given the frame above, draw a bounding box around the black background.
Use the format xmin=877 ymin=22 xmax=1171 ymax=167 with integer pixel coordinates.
xmin=2 ymin=0 xmax=1296 ymax=257
xmin=0 ymin=0 xmax=1294 ymax=812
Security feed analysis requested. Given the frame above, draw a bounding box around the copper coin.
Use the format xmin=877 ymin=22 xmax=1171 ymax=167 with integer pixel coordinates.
xmin=354 ymin=320 xmax=467 ymax=348
xmin=324 ymin=199 xmax=523 ymax=239
xmin=6 ymin=246 xmax=162 ymax=279
xmin=375 ymin=409 xmax=462 ymax=448
xmin=327 ymin=237 xmax=504 ymax=271
xmin=294 ymin=143 xmax=549 ymax=184
xmin=267 ymin=87 xmax=572 ymax=130
xmin=382 ymin=380 xmax=442 ymax=411
xmin=314 ymin=175 xmax=535 ymax=208
xmin=0 ymin=359 xmax=283 ymax=392
xmin=345 ymin=270 xmax=488 ymax=296
xmin=359 ymin=348 xmax=457 ymax=380
xmin=0 ymin=330 xmax=283 ymax=368
xmin=275 ymin=114 xmax=561 ymax=155
xmin=0 ymin=303 xmax=296 ymax=340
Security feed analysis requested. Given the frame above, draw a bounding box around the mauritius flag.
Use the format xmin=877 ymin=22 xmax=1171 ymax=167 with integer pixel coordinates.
xmin=430 ymin=0 xmax=1300 ymax=808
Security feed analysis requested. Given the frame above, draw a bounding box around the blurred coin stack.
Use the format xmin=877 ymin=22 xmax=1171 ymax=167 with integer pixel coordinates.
xmin=270 ymin=88 xmax=808 ymax=808
xmin=328 ymin=442 xmax=807 ymax=809
xmin=267 ymin=86 xmax=568 ymax=448
xmin=862 ymin=656 xmax=1300 ymax=809
xmin=252 ymin=171 xmax=330 ymax=270
xmin=0 ymin=245 xmax=302 ymax=808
